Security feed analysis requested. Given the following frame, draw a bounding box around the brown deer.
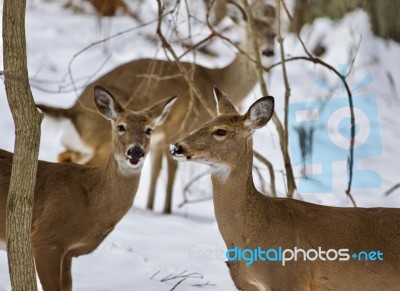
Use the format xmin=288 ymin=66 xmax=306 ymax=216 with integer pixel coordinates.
xmin=170 ymin=87 xmax=400 ymax=291
xmin=65 ymin=0 xmax=131 ymax=16
xmin=37 ymin=0 xmax=277 ymax=214
xmin=0 ymin=86 xmax=177 ymax=291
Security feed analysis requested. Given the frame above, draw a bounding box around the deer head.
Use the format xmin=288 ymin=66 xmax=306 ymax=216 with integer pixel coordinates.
xmin=170 ymin=86 xmax=274 ymax=179
xmin=94 ymin=85 xmax=177 ymax=174
xmin=226 ymin=0 xmax=277 ymax=61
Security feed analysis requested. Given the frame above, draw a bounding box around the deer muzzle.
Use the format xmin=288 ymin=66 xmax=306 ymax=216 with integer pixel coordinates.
xmin=169 ymin=143 xmax=189 ymax=161
xmin=262 ymin=48 xmax=275 ymax=57
xmin=127 ymin=146 xmax=145 ymax=165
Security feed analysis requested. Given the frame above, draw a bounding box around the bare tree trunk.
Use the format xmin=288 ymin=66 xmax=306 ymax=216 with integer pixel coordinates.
xmin=293 ymin=0 xmax=400 ymax=42
xmin=293 ymin=0 xmax=360 ymax=29
xmin=365 ymin=0 xmax=400 ymax=42
xmin=3 ymin=0 xmax=42 ymax=289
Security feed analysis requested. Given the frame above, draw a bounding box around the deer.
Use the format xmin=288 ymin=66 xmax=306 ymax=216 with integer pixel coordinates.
xmin=0 ymin=86 xmax=177 ymax=291
xmin=170 ymin=87 xmax=400 ymax=291
xmin=65 ymin=0 xmax=132 ymax=17
xmin=37 ymin=0 xmax=277 ymax=214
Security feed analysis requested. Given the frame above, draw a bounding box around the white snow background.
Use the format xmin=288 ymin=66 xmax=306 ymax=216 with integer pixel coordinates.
xmin=0 ymin=0 xmax=400 ymax=290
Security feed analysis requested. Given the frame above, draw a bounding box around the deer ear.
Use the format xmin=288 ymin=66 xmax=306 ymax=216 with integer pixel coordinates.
xmin=262 ymin=4 xmax=276 ymax=19
xmin=94 ymin=86 xmax=125 ymax=121
xmin=252 ymin=2 xmax=276 ymax=19
xmin=243 ymin=96 xmax=274 ymax=129
xmin=226 ymin=1 xmax=247 ymax=24
xmin=213 ymin=86 xmax=238 ymax=115
xmin=146 ymin=95 xmax=178 ymax=127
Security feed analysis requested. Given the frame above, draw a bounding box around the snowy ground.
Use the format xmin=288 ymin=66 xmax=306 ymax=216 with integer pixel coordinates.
xmin=1 ymin=1 xmax=400 ymax=290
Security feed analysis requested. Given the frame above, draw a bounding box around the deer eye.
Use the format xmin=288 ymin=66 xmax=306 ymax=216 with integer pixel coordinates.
xmin=117 ymin=124 xmax=126 ymax=133
xmin=213 ymin=129 xmax=227 ymax=136
xmin=145 ymin=128 xmax=153 ymax=136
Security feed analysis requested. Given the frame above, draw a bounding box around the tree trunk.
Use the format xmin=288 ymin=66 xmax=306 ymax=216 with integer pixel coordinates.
xmin=365 ymin=0 xmax=400 ymax=42
xmin=3 ymin=0 xmax=42 ymax=290
xmin=292 ymin=0 xmax=400 ymax=43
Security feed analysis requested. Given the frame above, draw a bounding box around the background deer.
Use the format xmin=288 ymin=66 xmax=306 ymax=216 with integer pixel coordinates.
xmin=0 ymin=86 xmax=176 ymax=291
xmin=65 ymin=0 xmax=132 ymax=16
xmin=170 ymin=87 xmax=400 ymax=290
xmin=37 ymin=0 xmax=277 ymax=214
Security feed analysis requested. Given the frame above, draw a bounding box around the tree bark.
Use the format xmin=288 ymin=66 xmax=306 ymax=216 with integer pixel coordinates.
xmin=292 ymin=0 xmax=400 ymax=43
xmin=3 ymin=0 xmax=42 ymax=290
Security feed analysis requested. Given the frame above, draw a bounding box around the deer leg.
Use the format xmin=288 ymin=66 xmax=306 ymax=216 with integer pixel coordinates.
xmin=57 ymin=150 xmax=84 ymax=163
xmin=146 ymin=146 xmax=163 ymax=210
xmin=226 ymin=261 xmax=267 ymax=291
xmin=162 ymin=153 xmax=178 ymax=214
xmin=61 ymin=256 xmax=72 ymax=291
xmin=83 ymin=146 xmax=110 ymax=167
xmin=34 ymin=249 xmax=62 ymax=291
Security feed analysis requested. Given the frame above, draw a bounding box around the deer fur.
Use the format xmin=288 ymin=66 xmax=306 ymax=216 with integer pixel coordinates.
xmin=170 ymin=87 xmax=400 ymax=291
xmin=37 ymin=1 xmax=277 ymax=214
xmin=0 ymin=86 xmax=177 ymax=291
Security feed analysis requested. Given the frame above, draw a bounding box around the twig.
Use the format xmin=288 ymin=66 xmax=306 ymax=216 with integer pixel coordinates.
xmin=151 ymin=270 xmax=209 ymax=291
xmin=66 ymin=11 xmax=174 ymax=114
xmin=179 ymin=196 xmax=213 ymax=208
xmin=241 ymin=0 xmax=269 ymax=95
xmin=192 ymin=281 xmax=217 ymax=287
xmin=178 ymin=169 xmax=212 ymax=207
xmin=156 ymin=0 xmax=215 ymax=119
xmin=205 ymin=6 xmax=260 ymax=66
xmin=161 ymin=270 xmax=203 ymax=282
xmin=254 ymin=164 xmax=267 ymax=194
xmin=183 ymin=170 xmax=211 ymax=193
xmin=169 ymin=278 xmax=187 ymax=291
xmin=277 ymin=0 xmax=290 ymax=160
xmin=276 ymin=0 xmax=296 ymax=197
xmin=241 ymin=0 xmax=295 ymax=198
xmin=178 ymin=33 xmax=216 ymax=59
xmin=150 ymin=270 xmax=161 ymax=280
xmin=345 ymin=35 xmax=362 ymax=78
xmin=384 ymin=183 xmax=400 ymax=196
xmin=253 ymin=150 xmax=276 ymax=197
xmin=281 ymin=0 xmax=356 ymax=206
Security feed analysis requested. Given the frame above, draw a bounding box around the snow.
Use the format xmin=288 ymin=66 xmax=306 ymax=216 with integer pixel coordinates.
xmin=0 ymin=1 xmax=400 ymax=290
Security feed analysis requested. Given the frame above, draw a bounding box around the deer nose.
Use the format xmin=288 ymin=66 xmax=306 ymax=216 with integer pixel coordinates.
xmin=127 ymin=146 xmax=145 ymax=160
xmin=262 ymin=49 xmax=274 ymax=57
xmin=169 ymin=143 xmax=184 ymax=156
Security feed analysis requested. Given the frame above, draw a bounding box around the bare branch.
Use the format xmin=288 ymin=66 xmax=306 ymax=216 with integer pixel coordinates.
xmin=384 ymin=183 xmax=400 ymax=196
xmin=253 ymin=150 xmax=277 ymax=197
xmin=241 ymin=0 xmax=296 ymax=198
xmin=280 ymin=0 xmax=357 ymax=206
xmin=156 ymin=0 xmax=215 ymax=119
xmin=178 ymin=169 xmax=212 ymax=208
xmin=66 ymin=12 xmax=173 ymax=114
xmin=192 ymin=281 xmax=217 ymax=287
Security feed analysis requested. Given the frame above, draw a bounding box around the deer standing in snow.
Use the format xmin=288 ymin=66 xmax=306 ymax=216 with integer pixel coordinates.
xmin=37 ymin=0 xmax=277 ymax=214
xmin=170 ymin=87 xmax=400 ymax=291
xmin=0 ymin=86 xmax=176 ymax=290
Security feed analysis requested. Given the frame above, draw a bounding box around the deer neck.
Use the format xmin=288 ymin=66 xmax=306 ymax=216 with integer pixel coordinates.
xmin=95 ymin=154 xmax=141 ymax=216
xmin=210 ymin=29 xmax=259 ymax=106
xmin=211 ymin=145 xmax=257 ymax=244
